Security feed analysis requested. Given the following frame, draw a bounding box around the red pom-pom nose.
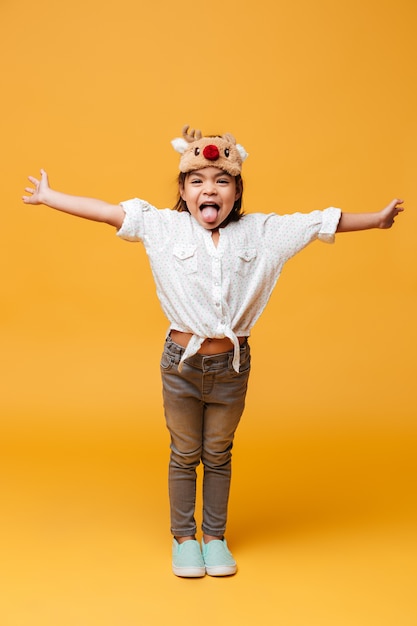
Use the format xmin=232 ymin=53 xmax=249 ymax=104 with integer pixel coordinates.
xmin=203 ymin=144 xmax=220 ymax=160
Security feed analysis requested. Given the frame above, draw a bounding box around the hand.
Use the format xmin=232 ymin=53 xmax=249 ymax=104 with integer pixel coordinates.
xmin=22 ymin=169 xmax=50 ymax=205
xmin=378 ymin=198 xmax=405 ymax=229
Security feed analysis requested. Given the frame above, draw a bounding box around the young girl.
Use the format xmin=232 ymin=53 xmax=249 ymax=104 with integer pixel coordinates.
xmin=23 ymin=125 xmax=404 ymax=578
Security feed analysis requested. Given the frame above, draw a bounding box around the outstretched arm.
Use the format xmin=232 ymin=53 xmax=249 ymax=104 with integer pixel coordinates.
xmin=22 ymin=169 xmax=125 ymax=229
xmin=337 ymin=198 xmax=404 ymax=232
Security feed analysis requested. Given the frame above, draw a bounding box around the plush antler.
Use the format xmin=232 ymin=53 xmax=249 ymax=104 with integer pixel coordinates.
xmin=222 ymin=133 xmax=237 ymax=145
xmin=182 ymin=125 xmax=202 ymax=143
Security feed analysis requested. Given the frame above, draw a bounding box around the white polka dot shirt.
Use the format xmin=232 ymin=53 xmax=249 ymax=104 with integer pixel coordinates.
xmin=117 ymin=199 xmax=341 ymax=371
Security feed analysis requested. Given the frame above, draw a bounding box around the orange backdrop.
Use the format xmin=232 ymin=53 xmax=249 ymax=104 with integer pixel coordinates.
xmin=1 ymin=1 xmax=416 ymax=624
xmin=2 ymin=0 xmax=415 ymax=428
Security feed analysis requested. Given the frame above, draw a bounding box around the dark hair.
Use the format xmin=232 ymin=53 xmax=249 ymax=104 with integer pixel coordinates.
xmin=173 ymin=171 xmax=244 ymax=223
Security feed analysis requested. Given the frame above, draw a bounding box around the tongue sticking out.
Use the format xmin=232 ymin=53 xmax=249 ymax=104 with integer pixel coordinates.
xmin=200 ymin=206 xmax=218 ymax=223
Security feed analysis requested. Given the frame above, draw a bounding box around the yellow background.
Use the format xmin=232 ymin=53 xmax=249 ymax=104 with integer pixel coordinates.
xmin=1 ymin=0 xmax=416 ymax=624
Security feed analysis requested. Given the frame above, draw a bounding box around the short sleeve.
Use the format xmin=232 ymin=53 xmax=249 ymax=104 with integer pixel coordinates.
xmin=116 ymin=198 xmax=153 ymax=242
xmin=260 ymin=206 xmax=342 ymax=264
xmin=317 ymin=207 xmax=342 ymax=243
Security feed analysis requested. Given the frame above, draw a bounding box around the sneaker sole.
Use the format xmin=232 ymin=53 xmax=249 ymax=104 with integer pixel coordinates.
xmin=172 ymin=565 xmax=206 ymax=578
xmin=205 ymin=564 xmax=237 ymax=577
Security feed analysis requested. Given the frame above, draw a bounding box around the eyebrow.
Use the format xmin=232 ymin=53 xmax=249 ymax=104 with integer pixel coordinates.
xmin=188 ymin=170 xmax=232 ymax=179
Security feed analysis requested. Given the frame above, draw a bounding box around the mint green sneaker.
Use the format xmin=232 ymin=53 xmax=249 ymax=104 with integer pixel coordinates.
xmin=172 ymin=539 xmax=206 ymax=578
xmin=201 ymin=538 xmax=237 ymax=576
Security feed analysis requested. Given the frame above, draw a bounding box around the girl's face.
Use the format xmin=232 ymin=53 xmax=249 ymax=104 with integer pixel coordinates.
xmin=180 ymin=167 xmax=242 ymax=230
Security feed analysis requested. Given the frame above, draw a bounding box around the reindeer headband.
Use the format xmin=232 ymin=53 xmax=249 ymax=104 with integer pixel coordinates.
xmin=171 ymin=125 xmax=248 ymax=176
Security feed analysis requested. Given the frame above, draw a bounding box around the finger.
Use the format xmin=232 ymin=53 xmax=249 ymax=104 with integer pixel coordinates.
xmin=27 ymin=176 xmax=39 ymax=185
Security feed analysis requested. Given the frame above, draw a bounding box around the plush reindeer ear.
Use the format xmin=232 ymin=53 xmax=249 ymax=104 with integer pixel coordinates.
xmin=236 ymin=144 xmax=249 ymax=161
xmin=171 ymin=137 xmax=188 ymax=154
